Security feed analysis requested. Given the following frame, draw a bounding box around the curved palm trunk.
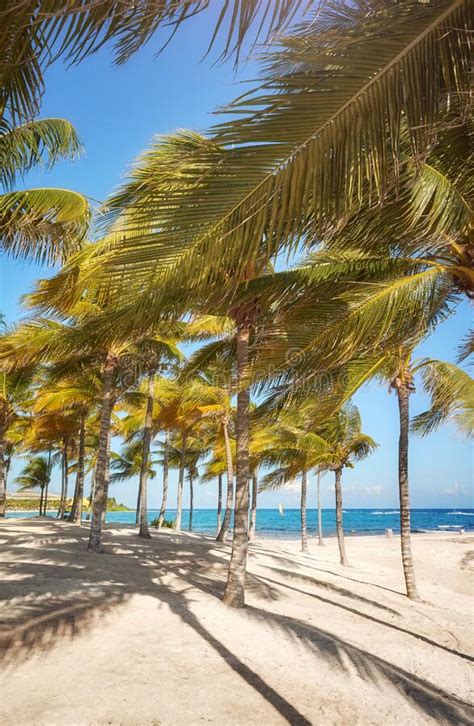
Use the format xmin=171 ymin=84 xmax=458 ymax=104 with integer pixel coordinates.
xmin=217 ymin=473 xmax=223 ymax=533
xmin=175 ymin=432 xmax=187 ymax=533
xmin=334 ymin=467 xmax=349 ymax=566
xmin=223 ymin=320 xmax=250 ymax=608
xmin=300 ymin=470 xmax=308 ymax=552
xmin=88 ymin=357 xmax=116 ymax=552
xmin=69 ymin=411 xmax=86 ymax=523
xmin=138 ymin=375 xmax=154 ymax=539
xmin=189 ymin=473 xmax=194 ymax=532
xmin=317 ymin=470 xmax=324 ymax=546
xmin=58 ymin=440 xmax=69 ymax=519
xmin=216 ymin=418 xmax=234 ymax=542
xmin=248 ymin=473 xmax=257 ymax=544
xmin=396 ymin=383 xmax=419 ymax=599
xmin=0 ymin=410 xmax=6 ymax=517
xmin=157 ymin=432 xmax=169 ymax=528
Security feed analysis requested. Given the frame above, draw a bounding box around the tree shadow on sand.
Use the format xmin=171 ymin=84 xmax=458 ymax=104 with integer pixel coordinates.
xmin=0 ymin=521 xmax=473 ymax=725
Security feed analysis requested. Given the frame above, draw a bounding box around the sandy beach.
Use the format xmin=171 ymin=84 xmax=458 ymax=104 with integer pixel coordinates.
xmin=0 ymin=518 xmax=473 ymax=725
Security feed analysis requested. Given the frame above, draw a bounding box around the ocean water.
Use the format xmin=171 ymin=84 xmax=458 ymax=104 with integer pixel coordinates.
xmin=7 ymin=508 xmax=474 ymax=538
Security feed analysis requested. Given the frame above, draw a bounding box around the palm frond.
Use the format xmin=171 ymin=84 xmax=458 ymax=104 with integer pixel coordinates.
xmin=0 ymin=188 xmax=89 ymax=264
xmin=51 ymin=1 xmax=470 ymax=316
xmin=411 ymin=359 xmax=474 ymax=436
xmin=0 ymin=118 xmax=83 ymax=189
xmin=1 ymin=0 xmax=308 ymax=123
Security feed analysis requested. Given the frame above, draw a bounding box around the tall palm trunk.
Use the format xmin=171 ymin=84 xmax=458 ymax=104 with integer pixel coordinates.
xmin=175 ymin=432 xmax=187 ymax=533
xmin=317 ymin=470 xmax=324 ymax=546
xmin=135 ymin=482 xmax=141 ymax=524
xmin=301 ymin=470 xmax=308 ymax=552
xmin=39 ymin=485 xmax=44 ymax=516
xmin=43 ymin=451 xmax=51 ymax=516
xmin=396 ymin=382 xmax=419 ymax=599
xmin=223 ymin=319 xmax=250 ymax=608
xmin=0 ymin=408 xmax=6 ymax=517
xmin=138 ymin=374 xmax=154 ymax=539
xmin=189 ymin=473 xmax=194 ymax=532
xmin=334 ymin=467 xmax=349 ymax=566
xmin=58 ymin=439 xmax=69 ymax=519
xmin=69 ymin=410 xmax=86 ymax=523
xmin=88 ymin=356 xmax=116 ymax=552
xmin=217 ymin=472 xmax=223 ymax=533
xmin=248 ymin=473 xmax=257 ymax=543
xmin=157 ymin=431 xmax=169 ymax=528
xmin=216 ymin=417 xmax=234 ymax=542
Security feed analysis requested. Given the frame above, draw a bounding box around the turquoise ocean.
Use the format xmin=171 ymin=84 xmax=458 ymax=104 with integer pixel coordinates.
xmin=8 ymin=508 xmax=474 ymax=538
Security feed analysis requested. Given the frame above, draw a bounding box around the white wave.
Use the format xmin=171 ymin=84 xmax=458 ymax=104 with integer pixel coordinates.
xmin=447 ymin=511 xmax=474 ymax=516
xmin=438 ymin=525 xmax=462 ymax=529
xmin=371 ymin=511 xmax=399 ymax=515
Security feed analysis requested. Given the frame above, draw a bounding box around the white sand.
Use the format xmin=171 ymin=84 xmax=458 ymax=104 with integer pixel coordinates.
xmin=0 ymin=518 xmax=473 ymax=725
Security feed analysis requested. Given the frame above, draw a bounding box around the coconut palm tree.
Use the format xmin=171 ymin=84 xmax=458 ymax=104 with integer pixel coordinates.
xmin=0 ymin=369 xmax=32 ymax=516
xmin=32 ymin=366 xmax=103 ymax=523
xmin=17 ymin=0 xmax=470 ymax=607
xmin=1 ymin=0 xmax=305 ymax=124
xmin=388 ymin=350 xmax=474 ymax=598
xmin=14 ymin=454 xmax=51 ymax=515
xmin=317 ymin=405 xmax=378 ymax=567
xmin=0 ymin=119 xmax=89 ymax=262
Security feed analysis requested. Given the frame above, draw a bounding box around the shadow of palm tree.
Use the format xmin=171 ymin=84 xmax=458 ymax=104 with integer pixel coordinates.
xmin=0 ymin=520 xmax=472 ymax=725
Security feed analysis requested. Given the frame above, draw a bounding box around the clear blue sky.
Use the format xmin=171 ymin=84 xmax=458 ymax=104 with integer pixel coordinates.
xmin=1 ymin=11 xmax=472 ymax=510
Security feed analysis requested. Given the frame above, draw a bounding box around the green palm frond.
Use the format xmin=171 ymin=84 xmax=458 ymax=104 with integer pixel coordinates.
xmin=411 ymin=359 xmax=474 ymax=436
xmin=457 ymin=331 xmax=474 ymax=364
xmin=52 ymin=0 xmax=470 ymax=314
xmin=1 ymin=0 xmax=308 ymax=123
xmin=14 ymin=454 xmax=50 ymax=490
xmin=0 ymin=187 xmax=89 ymax=264
xmin=0 ymin=118 xmax=83 ymax=188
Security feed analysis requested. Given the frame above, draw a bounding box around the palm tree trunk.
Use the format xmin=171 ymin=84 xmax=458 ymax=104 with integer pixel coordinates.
xmin=175 ymin=432 xmax=187 ymax=533
xmin=396 ymin=383 xmax=419 ymax=599
xmin=301 ymin=470 xmax=308 ymax=552
xmin=39 ymin=485 xmax=44 ymax=516
xmin=138 ymin=374 xmax=154 ymax=539
xmin=58 ymin=439 xmax=69 ymax=519
xmin=216 ymin=417 xmax=234 ymax=542
xmin=101 ymin=423 xmax=112 ymax=523
xmin=217 ymin=472 xmax=223 ymax=533
xmin=249 ymin=473 xmax=257 ymax=543
xmin=88 ymin=356 xmax=116 ymax=552
xmin=57 ymin=445 xmax=65 ymax=518
xmin=135 ymin=481 xmax=141 ymax=525
xmin=334 ymin=467 xmax=349 ymax=566
xmin=189 ymin=473 xmax=194 ymax=532
xmin=0 ymin=414 xmax=6 ymax=518
xmin=69 ymin=411 xmax=86 ymax=523
xmin=223 ymin=319 xmax=250 ymax=608
xmin=157 ymin=432 xmax=169 ymax=528
xmin=317 ymin=470 xmax=324 ymax=546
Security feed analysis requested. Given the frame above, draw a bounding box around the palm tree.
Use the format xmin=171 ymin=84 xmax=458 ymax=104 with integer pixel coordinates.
xmin=389 ymin=350 xmax=474 ymax=598
xmin=14 ymin=454 xmax=51 ymax=515
xmin=0 ymin=119 xmax=89 ymax=262
xmin=32 ymin=367 xmax=103 ymax=523
xmin=317 ymin=405 xmax=378 ymax=567
xmin=1 ymin=1 xmax=304 ymax=124
xmin=0 ymin=369 xmax=32 ymax=516
xmin=17 ymin=1 xmax=470 ymax=607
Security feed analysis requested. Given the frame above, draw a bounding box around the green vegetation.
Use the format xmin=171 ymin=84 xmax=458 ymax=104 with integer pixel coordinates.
xmin=0 ymin=0 xmax=472 ymax=611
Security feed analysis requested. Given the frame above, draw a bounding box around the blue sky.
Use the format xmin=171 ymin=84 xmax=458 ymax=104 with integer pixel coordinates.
xmin=1 ymin=12 xmax=472 ymax=510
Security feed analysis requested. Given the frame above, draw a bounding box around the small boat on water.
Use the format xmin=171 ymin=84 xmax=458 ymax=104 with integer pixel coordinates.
xmin=278 ymin=503 xmax=285 ymax=516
